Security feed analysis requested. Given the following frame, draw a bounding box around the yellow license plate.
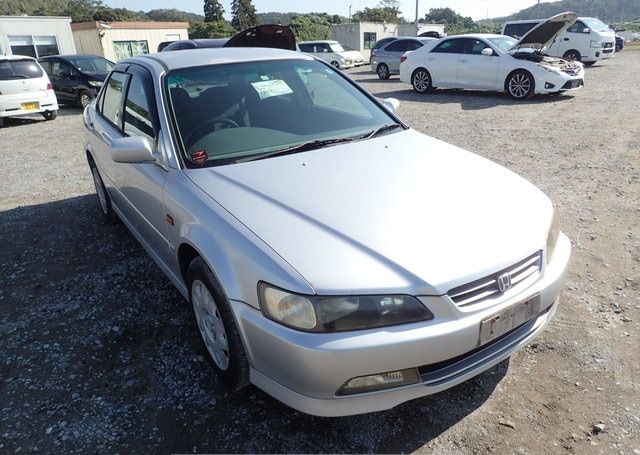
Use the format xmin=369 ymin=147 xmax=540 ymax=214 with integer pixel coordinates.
xmin=21 ymin=102 xmax=39 ymax=111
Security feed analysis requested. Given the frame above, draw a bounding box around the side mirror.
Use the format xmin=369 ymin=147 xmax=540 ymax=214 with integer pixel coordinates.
xmin=110 ymin=136 xmax=155 ymax=164
xmin=481 ymin=47 xmax=494 ymax=56
xmin=380 ymin=97 xmax=400 ymax=114
xmin=583 ymin=28 xmax=590 ymax=34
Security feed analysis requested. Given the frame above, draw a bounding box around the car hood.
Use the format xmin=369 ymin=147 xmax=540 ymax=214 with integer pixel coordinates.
xmin=186 ymin=129 xmax=553 ymax=296
xmin=510 ymin=12 xmax=578 ymax=51
xmin=341 ymin=50 xmax=364 ymax=60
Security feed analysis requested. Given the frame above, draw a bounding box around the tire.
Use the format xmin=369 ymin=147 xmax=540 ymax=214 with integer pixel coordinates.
xmin=563 ymin=50 xmax=581 ymax=62
xmin=411 ymin=68 xmax=432 ymax=94
xmin=505 ymin=70 xmax=535 ymax=100
xmin=330 ymin=61 xmax=340 ymax=69
xmin=42 ymin=110 xmax=58 ymax=121
xmin=78 ymin=89 xmax=94 ymax=108
xmin=187 ymin=256 xmax=250 ymax=390
xmin=0 ymin=117 xmax=4 ymax=128
xmin=88 ymin=158 xmax=118 ymax=223
xmin=376 ymin=63 xmax=390 ymax=80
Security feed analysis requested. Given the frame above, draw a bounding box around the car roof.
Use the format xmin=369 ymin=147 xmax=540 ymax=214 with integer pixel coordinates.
xmin=39 ymin=54 xmax=105 ymax=59
xmin=0 ymin=55 xmax=36 ymax=61
xmin=441 ymin=33 xmax=505 ymax=39
xmin=126 ymin=47 xmax=312 ymax=71
xmin=299 ymin=40 xmax=338 ymax=44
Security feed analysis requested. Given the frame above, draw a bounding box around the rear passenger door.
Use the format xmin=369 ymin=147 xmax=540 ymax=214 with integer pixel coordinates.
xmin=427 ymin=38 xmax=466 ymax=86
xmin=92 ymin=64 xmax=172 ymax=265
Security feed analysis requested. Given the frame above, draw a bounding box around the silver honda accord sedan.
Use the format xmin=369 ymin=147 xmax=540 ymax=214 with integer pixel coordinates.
xmin=82 ymin=47 xmax=571 ymax=417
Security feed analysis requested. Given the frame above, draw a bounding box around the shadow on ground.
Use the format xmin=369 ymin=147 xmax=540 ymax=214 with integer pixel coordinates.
xmin=0 ymin=106 xmax=83 ymax=128
xmin=0 ymin=195 xmax=509 ymax=453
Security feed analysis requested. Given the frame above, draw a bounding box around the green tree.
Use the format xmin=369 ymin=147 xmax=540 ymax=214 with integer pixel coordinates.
xmin=352 ymin=7 xmax=405 ymax=23
xmin=189 ymin=20 xmax=235 ymax=38
xmin=231 ymin=0 xmax=259 ymax=30
xmin=289 ymin=14 xmax=332 ymax=41
xmin=204 ymin=0 xmax=224 ymax=23
xmin=92 ymin=7 xmax=144 ymax=22
xmin=147 ymin=8 xmax=204 ymax=24
xmin=424 ymin=7 xmax=477 ymax=34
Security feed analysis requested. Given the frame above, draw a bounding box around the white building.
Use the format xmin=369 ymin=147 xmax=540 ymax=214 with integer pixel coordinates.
xmin=331 ymin=22 xmax=445 ymax=59
xmin=72 ymin=21 xmax=189 ymax=62
xmin=0 ymin=16 xmax=76 ymax=58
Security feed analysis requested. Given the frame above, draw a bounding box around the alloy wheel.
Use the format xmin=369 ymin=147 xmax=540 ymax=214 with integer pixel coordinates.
xmin=191 ymin=279 xmax=230 ymax=370
xmin=413 ymin=70 xmax=430 ymax=93
xmin=80 ymin=92 xmax=92 ymax=108
xmin=377 ymin=64 xmax=389 ymax=79
xmin=508 ymin=73 xmax=531 ymax=99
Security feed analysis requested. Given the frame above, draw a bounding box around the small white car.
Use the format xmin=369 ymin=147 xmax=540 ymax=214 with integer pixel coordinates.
xmin=400 ymin=13 xmax=585 ymax=100
xmin=298 ymin=40 xmax=356 ymax=69
xmin=341 ymin=45 xmax=366 ymax=66
xmin=0 ymin=55 xmax=59 ymax=127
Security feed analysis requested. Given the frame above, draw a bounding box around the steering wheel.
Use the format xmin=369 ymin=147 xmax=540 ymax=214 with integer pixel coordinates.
xmin=185 ymin=118 xmax=240 ymax=146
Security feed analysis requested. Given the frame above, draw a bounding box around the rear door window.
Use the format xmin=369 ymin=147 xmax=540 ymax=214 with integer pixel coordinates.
xmin=384 ymin=40 xmax=409 ymax=52
xmin=100 ymin=71 xmax=129 ymax=129
xmin=432 ymin=39 xmax=466 ymax=54
xmin=0 ymin=59 xmax=43 ymax=80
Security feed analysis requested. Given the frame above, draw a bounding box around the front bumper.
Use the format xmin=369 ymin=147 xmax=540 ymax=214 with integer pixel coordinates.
xmin=536 ymin=70 xmax=585 ymax=94
xmin=232 ymin=232 xmax=572 ymax=416
xmin=0 ymin=91 xmax=59 ymax=118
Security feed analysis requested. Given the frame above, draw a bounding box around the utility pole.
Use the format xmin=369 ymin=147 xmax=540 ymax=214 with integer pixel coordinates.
xmin=349 ymin=4 xmax=353 ymax=22
xmin=415 ymin=0 xmax=419 ymax=24
xmin=536 ymin=0 xmax=541 ymax=19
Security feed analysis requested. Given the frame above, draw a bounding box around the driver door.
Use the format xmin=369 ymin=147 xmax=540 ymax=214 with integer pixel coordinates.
xmin=456 ymin=38 xmax=501 ymax=90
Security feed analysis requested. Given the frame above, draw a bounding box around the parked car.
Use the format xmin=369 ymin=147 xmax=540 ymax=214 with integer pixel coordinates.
xmin=39 ymin=55 xmax=114 ymax=108
xmin=615 ymin=32 xmax=625 ymax=51
xmin=298 ymin=40 xmax=356 ymax=69
xmin=83 ymin=44 xmax=570 ymax=416
xmin=502 ymin=15 xmax=616 ymax=65
xmin=341 ymin=45 xmax=366 ymax=66
xmin=160 ymin=38 xmax=229 ymax=52
xmin=372 ymin=37 xmax=437 ymax=79
xmin=0 ymin=55 xmax=58 ymax=127
xmin=401 ymin=13 xmax=585 ymax=100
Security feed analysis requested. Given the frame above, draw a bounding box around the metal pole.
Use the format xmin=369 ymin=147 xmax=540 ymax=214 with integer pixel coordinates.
xmin=536 ymin=0 xmax=540 ymax=19
xmin=415 ymin=0 xmax=419 ymax=24
xmin=349 ymin=4 xmax=353 ymax=22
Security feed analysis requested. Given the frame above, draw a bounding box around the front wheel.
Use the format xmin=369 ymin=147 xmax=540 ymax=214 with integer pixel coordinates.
xmin=563 ymin=50 xmax=581 ymax=62
xmin=377 ymin=63 xmax=390 ymax=80
xmin=78 ymin=90 xmax=94 ymax=108
xmin=411 ymin=68 xmax=432 ymax=94
xmin=506 ymin=70 xmax=535 ymax=100
xmin=42 ymin=110 xmax=58 ymax=121
xmin=330 ymin=61 xmax=340 ymax=69
xmin=188 ymin=257 xmax=250 ymax=390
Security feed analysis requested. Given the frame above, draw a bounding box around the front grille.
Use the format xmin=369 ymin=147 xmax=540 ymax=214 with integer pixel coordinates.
xmin=603 ymin=42 xmax=614 ymax=49
xmin=447 ymin=251 xmax=542 ymax=307
xmin=603 ymin=48 xmax=614 ymax=54
xmin=561 ymin=63 xmax=581 ymax=76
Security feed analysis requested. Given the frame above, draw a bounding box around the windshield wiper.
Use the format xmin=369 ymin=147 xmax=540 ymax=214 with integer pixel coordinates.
xmin=360 ymin=123 xmax=402 ymax=139
xmin=235 ymin=137 xmax=356 ymax=163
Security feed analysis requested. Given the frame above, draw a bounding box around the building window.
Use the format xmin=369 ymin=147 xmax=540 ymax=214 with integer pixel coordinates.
xmin=113 ymin=41 xmax=149 ymax=61
xmin=8 ymin=35 xmax=59 ymax=58
xmin=364 ymin=32 xmax=377 ymax=50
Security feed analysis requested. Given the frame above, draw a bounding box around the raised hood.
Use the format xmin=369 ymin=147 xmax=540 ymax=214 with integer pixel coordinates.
xmin=224 ymin=24 xmax=296 ymax=51
xmin=510 ymin=12 xmax=578 ymax=51
xmin=186 ymin=130 xmax=553 ymax=296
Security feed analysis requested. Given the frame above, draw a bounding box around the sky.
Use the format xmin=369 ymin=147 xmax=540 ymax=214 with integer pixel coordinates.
xmin=102 ymin=0 xmax=554 ymax=21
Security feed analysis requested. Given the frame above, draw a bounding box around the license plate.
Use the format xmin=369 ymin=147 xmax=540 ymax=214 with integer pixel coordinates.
xmin=21 ymin=102 xmax=39 ymax=111
xmin=479 ymin=295 xmax=540 ymax=346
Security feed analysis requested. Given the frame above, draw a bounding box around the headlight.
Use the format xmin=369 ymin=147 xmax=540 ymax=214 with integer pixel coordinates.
xmin=590 ymin=40 xmax=602 ymax=48
xmin=539 ymin=64 xmax=560 ymax=74
xmin=88 ymin=80 xmax=103 ymax=87
xmin=258 ymin=283 xmax=433 ymax=332
xmin=546 ymin=212 xmax=560 ymax=265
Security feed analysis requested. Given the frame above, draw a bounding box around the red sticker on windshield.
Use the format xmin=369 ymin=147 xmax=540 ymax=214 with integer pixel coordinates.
xmin=190 ymin=149 xmax=208 ymax=165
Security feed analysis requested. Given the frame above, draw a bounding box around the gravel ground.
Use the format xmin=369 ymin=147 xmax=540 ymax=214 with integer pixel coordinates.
xmin=1 ymin=49 xmax=638 ymax=454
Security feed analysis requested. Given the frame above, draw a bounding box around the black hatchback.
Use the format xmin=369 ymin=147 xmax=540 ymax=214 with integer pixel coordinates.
xmin=38 ymin=55 xmax=114 ymax=108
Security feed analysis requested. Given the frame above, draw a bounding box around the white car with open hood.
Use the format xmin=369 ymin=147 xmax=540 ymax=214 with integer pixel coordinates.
xmin=400 ymin=12 xmax=585 ymax=100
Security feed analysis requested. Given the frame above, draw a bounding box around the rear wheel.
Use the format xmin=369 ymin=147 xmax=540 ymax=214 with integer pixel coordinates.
xmin=330 ymin=61 xmax=340 ymax=69
xmin=42 ymin=110 xmax=58 ymax=121
xmin=506 ymin=70 xmax=535 ymax=100
xmin=377 ymin=63 xmax=390 ymax=80
xmin=411 ymin=68 xmax=432 ymax=94
xmin=0 ymin=117 xmax=4 ymax=128
xmin=78 ymin=90 xmax=94 ymax=108
xmin=188 ymin=257 xmax=250 ymax=390
xmin=563 ymin=50 xmax=581 ymax=62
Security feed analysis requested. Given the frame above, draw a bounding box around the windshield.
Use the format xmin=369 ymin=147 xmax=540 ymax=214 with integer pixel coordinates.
xmin=166 ymin=59 xmax=398 ymax=167
xmin=0 ymin=59 xmax=43 ymax=80
xmin=329 ymin=43 xmax=345 ymax=52
xmin=66 ymin=56 xmax=114 ymax=74
xmin=488 ymin=36 xmax=518 ymax=52
xmin=582 ymin=18 xmax=611 ymax=33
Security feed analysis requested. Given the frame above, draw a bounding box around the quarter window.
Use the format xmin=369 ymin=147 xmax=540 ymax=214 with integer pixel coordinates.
xmin=432 ymin=39 xmax=466 ymax=54
xmin=124 ymin=74 xmax=155 ymax=142
xmin=113 ymin=40 xmax=149 ymax=61
xmin=100 ymin=72 xmax=129 ymax=128
xmin=364 ymin=32 xmax=377 ymax=50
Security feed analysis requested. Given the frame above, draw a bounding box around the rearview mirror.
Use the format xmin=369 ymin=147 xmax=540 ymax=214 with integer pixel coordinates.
xmin=481 ymin=47 xmax=494 ymax=56
xmin=110 ymin=136 xmax=155 ymax=164
xmin=380 ymin=97 xmax=400 ymax=114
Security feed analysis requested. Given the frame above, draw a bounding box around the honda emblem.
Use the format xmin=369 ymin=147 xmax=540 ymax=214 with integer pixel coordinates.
xmin=497 ymin=273 xmax=512 ymax=292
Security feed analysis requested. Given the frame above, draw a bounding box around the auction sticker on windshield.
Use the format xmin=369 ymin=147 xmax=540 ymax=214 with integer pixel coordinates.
xmin=251 ymin=79 xmax=293 ymax=100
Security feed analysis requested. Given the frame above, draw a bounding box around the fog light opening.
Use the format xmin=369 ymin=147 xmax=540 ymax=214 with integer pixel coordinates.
xmin=337 ymin=368 xmax=420 ymax=396
xmin=545 ymin=82 xmax=555 ymax=89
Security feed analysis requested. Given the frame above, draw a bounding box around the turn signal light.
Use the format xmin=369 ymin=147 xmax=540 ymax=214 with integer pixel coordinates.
xmin=337 ymin=368 xmax=420 ymax=395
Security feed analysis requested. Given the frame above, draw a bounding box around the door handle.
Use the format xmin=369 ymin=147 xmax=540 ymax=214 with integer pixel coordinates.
xmin=459 ymin=59 xmax=468 ymax=63
xmin=563 ymin=38 xmax=569 ymax=41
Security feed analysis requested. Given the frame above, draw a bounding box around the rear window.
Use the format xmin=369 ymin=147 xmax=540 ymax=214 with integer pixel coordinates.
xmin=0 ymin=59 xmax=44 ymax=80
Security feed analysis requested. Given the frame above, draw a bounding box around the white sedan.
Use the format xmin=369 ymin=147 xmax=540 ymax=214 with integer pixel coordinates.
xmin=400 ymin=13 xmax=585 ymax=100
